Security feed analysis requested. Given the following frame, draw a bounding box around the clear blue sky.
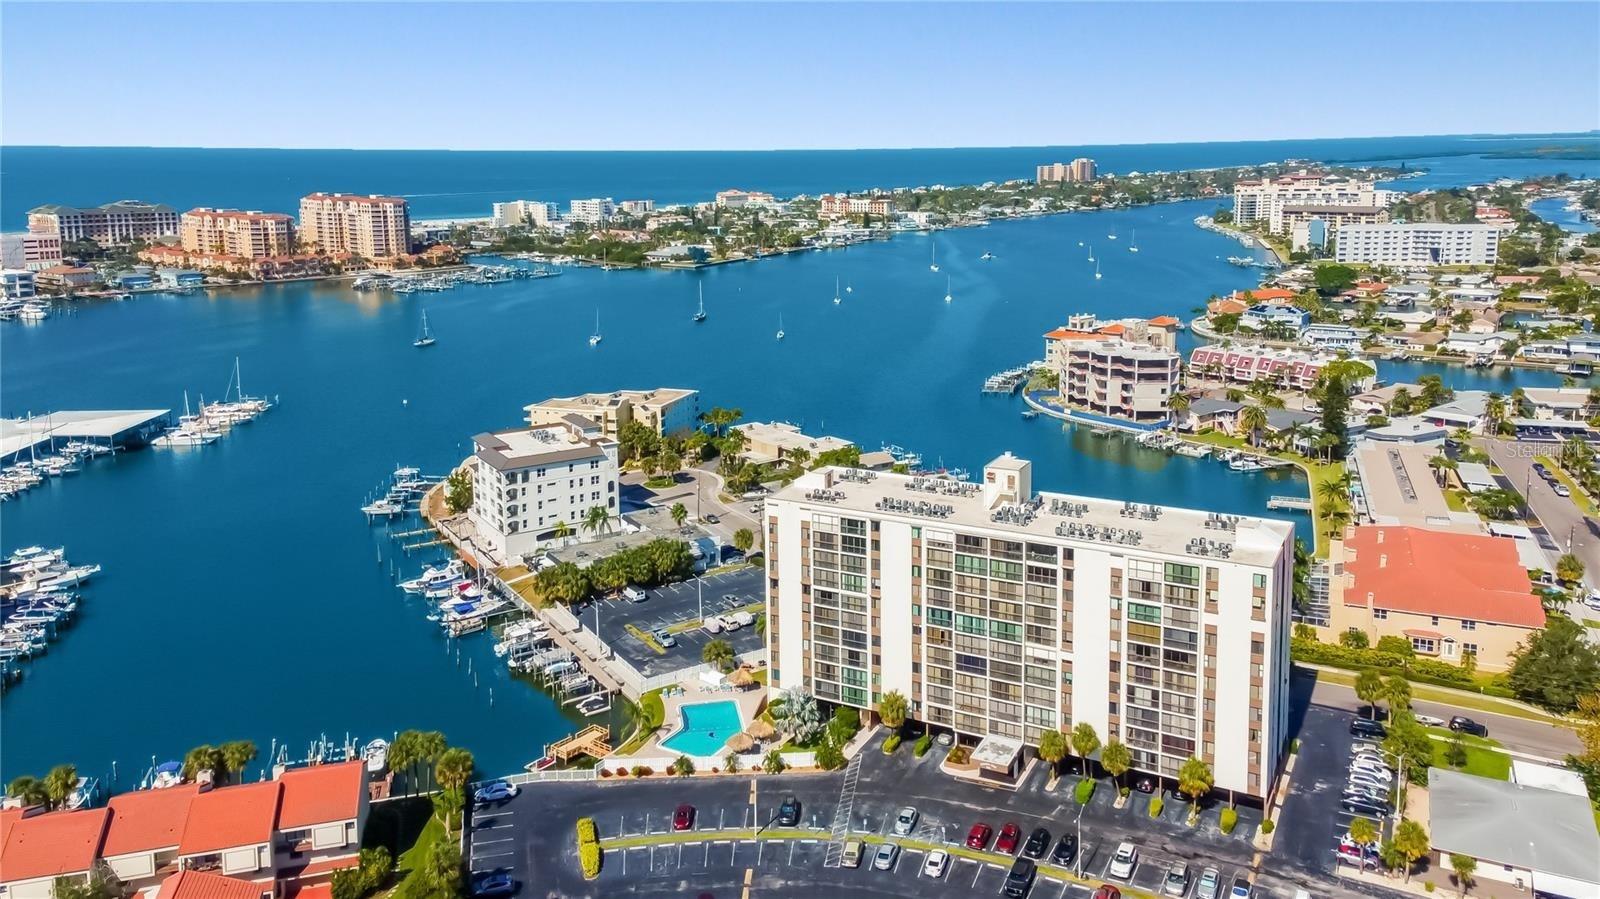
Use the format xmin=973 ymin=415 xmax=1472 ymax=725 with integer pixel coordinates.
xmin=3 ymin=2 xmax=1596 ymax=150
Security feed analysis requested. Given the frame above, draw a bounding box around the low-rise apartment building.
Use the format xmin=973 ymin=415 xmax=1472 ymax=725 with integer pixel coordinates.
xmin=1043 ymin=314 xmax=1183 ymax=427
xmin=715 ymin=189 xmax=777 ymax=209
xmin=34 ymin=265 xmax=98 ymax=293
xmin=1335 ymin=223 xmax=1500 ymax=267
xmin=28 ymin=200 xmax=181 ymax=245
xmin=1187 ymin=346 xmax=1371 ymax=392
xmin=817 ymin=194 xmax=894 ymax=220
xmin=2 ymin=268 xmax=36 ymax=299
xmin=468 ymin=417 xmax=620 ymax=562
xmin=568 ymin=198 xmax=615 ymax=224
xmin=1328 ymin=526 xmax=1543 ymax=671
xmin=298 ymin=194 xmax=410 ymax=260
xmin=731 ymin=421 xmax=853 ymax=466
xmin=180 ymin=209 xmax=296 ymax=259
xmin=523 ymin=388 xmax=700 ymax=439
xmin=765 ymin=454 xmax=1295 ymax=800
xmin=490 ymin=200 xmax=559 ymax=230
xmin=1 ymin=232 xmax=64 ymax=271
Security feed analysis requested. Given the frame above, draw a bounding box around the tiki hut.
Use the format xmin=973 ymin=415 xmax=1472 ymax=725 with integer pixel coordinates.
xmin=746 ymin=719 xmax=777 ymax=741
xmin=725 ymin=732 xmax=755 ymax=753
xmin=727 ymin=667 xmax=756 ymax=689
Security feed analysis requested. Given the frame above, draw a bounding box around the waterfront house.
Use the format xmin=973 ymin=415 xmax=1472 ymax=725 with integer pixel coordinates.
xmin=272 ymin=761 xmax=368 ymax=882
xmin=1376 ymin=331 xmax=1444 ymax=353
xmin=1521 ymin=336 xmax=1600 ymax=364
xmin=111 ymin=272 xmax=154 ymax=290
xmin=100 ymin=785 xmax=203 ymax=893
xmin=644 ymin=244 xmax=709 ymax=265
xmin=157 ymin=269 xmax=205 ymax=290
xmin=2 ymin=268 xmax=36 ymax=299
xmin=1206 ymin=296 xmax=1249 ymax=317
xmin=1187 ymin=346 xmax=1372 ymax=392
xmin=1298 ymin=323 xmax=1363 ymax=351
xmin=1178 ymin=397 xmax=1242 ymax=433
xmin=1439 ymin=330 xmax=1514 ymax=357
xmin=174 ymin=780 xmax=280 ymax=883
xmin=1238 ymin=304 xmax=1309 ymax=332
xmin=35 ymin=264 xmax=98 ymax=293
xmin=156 ymin=869 xmax=272 ymax=899
xmin=0 ymin=807 xmax=110 ymax=899
xmin=1226 ymin=287 xmax=1299 ymax=307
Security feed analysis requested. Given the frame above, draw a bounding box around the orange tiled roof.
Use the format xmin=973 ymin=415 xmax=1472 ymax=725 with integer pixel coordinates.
xmin=1344 ymin=527 xmax=1544 ymax=628
xmin=102 ymin=784 xmax=201 ymax=857
xmin=177 ymin=781 xmax=280 ymax=856
xmin=277 ymin=761 xmax=364 ymax=829
xmin=0 ymin=807 xmax=108 ymax=882
xmin=158 ymin=869 xmax=267 ymax=899
xmin=1208 ymin=298 xmax=1249 ymax=316
xmin=1231 ymin=287 xmax=1298 ymax=303
xmin=1043 ymin=328 xmax=1110 ymax=341
xmin=1147 ymin=315 xmax=1180 ymax=326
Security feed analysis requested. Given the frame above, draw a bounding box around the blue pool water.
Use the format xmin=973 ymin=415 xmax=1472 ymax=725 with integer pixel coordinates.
xmin=661 ymin=701 xmax=743 ymax=757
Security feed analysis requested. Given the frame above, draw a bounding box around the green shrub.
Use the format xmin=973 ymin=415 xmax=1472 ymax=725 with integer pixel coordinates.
xmin=815 ymin=741 xmax=846 ymax=771
xmin=947 ymin=745 xmax=970 ymax=764
xmin=1261 ymin=819 xmax=1275 ymax=834
xmin=579 ymin=842 xmax=601 ymax=879
xmin=913 ymin=734 xmax=932 ymax=757
xmin=1220 ymin=808 xmax=1238 ymax=834
xmin=576 ymin=818 xmax=598 ymax=844
xmin=827 ymin=707 xmax=861 ymax=746
xmin=1289 ymin=637 xmax=1513 ymax=695
xmin=1291 ymin=739 xmax=1301 ymax=755
xmin=1149 ymin=797 xmax=1164 ymax=817
xmin=1074 ymin=779 xmax=1095 ymax=805
xmin=631 ymin=765 xmax=652 ymax=777
xmin=670 ymin=755 xmax=695 ymax=776
xmin=882 ymin=734 xmax=902 ymax=754
xmin=1424 ymin=882 xmax=1435 ymax=893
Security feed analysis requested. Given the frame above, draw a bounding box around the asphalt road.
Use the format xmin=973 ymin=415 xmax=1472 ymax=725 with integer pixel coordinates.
xmin=1483 ymin=438 xmax=1599 ymax=593
xmin=1307 ymin=674 xmax=1580 ymax=759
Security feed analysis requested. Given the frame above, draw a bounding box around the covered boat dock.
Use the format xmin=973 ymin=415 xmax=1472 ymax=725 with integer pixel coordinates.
xmin=0 ymin=409 xmax=171 ymax=464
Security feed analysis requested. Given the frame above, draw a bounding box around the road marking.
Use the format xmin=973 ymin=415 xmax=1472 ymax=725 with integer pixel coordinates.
xmin=472 ymin=850 xmax=512 ymax=861
xmin=972 ymin=863 xmax=984 ymax=887
xmin=745 ymin=868 xmax=753 ymax=886
xmin=789 ymin=841 xmax=796 ymax=864
xmin=472 ymin=837 xmax=512 ymax=846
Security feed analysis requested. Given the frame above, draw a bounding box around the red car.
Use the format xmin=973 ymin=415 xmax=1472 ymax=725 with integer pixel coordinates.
xmin=672 ymin=804 xmax=695 ymax=831
xmin=966 ymin=823 xmax=994 ymax=850
xmin=995 ymin=822 xmax=1022 ymax=855
xmin=1094 ymin=886 xmax=1122 ymax=899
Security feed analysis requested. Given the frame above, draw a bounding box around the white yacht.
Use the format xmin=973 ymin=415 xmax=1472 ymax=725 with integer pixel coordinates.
xmin=589 ymin=310 xmax=602 ymax=346
xmin=776 ymin=313 xmax=785 ymax=341
xmin=944 ymin=276 xmax=952 ymax=303
xmin=414 ymin=309 xmax=436 ymax=348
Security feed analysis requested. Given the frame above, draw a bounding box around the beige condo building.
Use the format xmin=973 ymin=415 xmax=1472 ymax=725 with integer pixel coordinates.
xmin=298 ymin=193 xmax=410 ymax=259
xmin=180 ymin=208 xmax=296 ymax=259
xmin=765 ymin=454 xmax=1294 ymax=799
xmin=523 ymin=388 xmax=700 ymax=440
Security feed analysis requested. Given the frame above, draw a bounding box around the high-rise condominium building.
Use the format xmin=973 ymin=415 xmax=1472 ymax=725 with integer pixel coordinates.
xmin=468 ymin=416 xmax=620 ymax=563
xmin=568 ymin=198 xmax=616 ymax=224
xmin=1334 ymin=223 xmax=1500 ymax=267
xmin=297 ymin=193 xmax=411 ymax=259
xmin=1036 ymin=158 xmax=1097 ymax=184
xmin=27 ymin=201 xmax=180 ymax=245
xmin=180 ymin=209 xmax=296 ymax=259
xmin=1232 ymin=174 xmax=1399 ymax=233
xmin=765 ymin=454 xmax=1295 ymax=799
xmin=1045 ymin=314 xmax=1183 ymax=426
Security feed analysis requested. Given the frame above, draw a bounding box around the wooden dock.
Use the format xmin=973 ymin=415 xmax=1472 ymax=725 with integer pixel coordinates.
xmin=546 ymin=725 xmax=611 ymax=763
xmin=1266 ymin=495 xmax=1313 ymax=511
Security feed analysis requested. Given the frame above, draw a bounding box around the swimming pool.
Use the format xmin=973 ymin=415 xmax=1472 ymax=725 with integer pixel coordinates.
xmin=661 ymin=700 xmax=742 ymax=757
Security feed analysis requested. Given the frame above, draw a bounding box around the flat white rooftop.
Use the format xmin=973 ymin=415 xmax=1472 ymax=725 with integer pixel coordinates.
xmin=774 ymin=466 xmax=1293 ymax=567
xmin=0 ymin=409 xmax=169 ymax=459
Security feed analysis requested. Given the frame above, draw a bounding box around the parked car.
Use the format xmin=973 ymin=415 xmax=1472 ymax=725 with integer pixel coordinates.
xmin=1554 ymin=483 xmax=1572 ymax=498
xmin=1348 ymin=765 xmax=1393 ymax=783
xmin=966 ymin=823 xmax=994 ymax=850
xmin=1350 ymin=719 xmax=1387 ymax=739
xmin=1164 ymin=862 xmax=1191 ymax=898
xmin=473 ymin=781 xmax=519 ymax=806
xmin=1023 ymin=826 xmax=1051 ymax=859
xmin=654 ymin=628 xmax=677 ymax=648
xmin=1230 ymin=876 xmax=1253 ymax=899
xmin=1094 ymin=886 xmax=1122 ymax=899
xmin=1004 ymin=858 xmax=1038 ymax=898
xmin=1336 ymin=840 xmax=1380 ymax=870
xmin=704 ymin=513 xmax=720 ymax=524
xmin=721 ymin=614 xmax=742 ymax=631
xmin=776 ymin=795 xmax=801 ymax=826
xmin=1196 ymin=867 xmax=1222 ymax=899
xmin=1347 ymin=776 xmax=1391 ymax=794
xmin=1108 ymin=842 xmax=1139 ymax=880
xmin=1051 ymin=833 xmax=1079 ymax=866
xmin=996 ymin=822 xmax=1022 ymax=855
xmin=623 ymin=585 xmax=647 ymax=602
xmin=1449 ymin=716 xmax=1488 ymax=737
xmin=893 ymin=807 xmax=919 ymax=836
xmin=1341 ymin=796 xmax=1389 ymax=816
xmin=872 ymin=842 xmax=899 ymax=871
xmin=1134 ymin=776 xmax=1157 ymax=794
xmin=1586 ymin=589 xmax=1600 ymax=611
xmin=728 ymin=610 xmax=756 ymax=627
xmin=672 ymin=804 xmax=695 ymax=831
xmin=1414 ymin=714 xmax=1446 ymax=727
xmin=841 ymin=838 xmax=863 ymax=868
xmin=1533 ymin=462 xmax=1552 ymax=480
xmin=702 ymin=616 xmax=724 ymax=634
xmin=471 ymin=872 xmax=515 ymax=898
xmin=923 ymin=849 xmax=949 ymax=879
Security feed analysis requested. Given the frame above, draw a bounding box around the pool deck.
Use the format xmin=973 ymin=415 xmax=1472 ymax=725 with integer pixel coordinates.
xmin=644 ymin=686 xmax=767 ymax=757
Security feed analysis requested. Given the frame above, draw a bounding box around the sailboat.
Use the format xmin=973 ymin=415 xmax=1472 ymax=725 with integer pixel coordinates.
xmin=981 ymin=251 xmax=995 ymax=260
xmin=1128 ymin=229 xmax=1140 ymax=253
xmin=845 ymin=280 xmax=853 ymax=294
xmin=1094 ymin=259 xmax=1103 ymax=280
xmin=1108 ymin=227 xmax=1117 ymax=240
xmin=1087 ymin=245 xmax=1095 ymax=263
xmin=944 ymin=276 xmax=953 ymax=303
xmin=775 ymin=313 xmax=785 ymax=341
xmin=588 ymin=310 xmax=602 ymax=346
xmin=833 ymin=277 xmax=842 ymax=305
xmin=929 ymin=240 xmax=940 ymax=273
xmin=693 ymin=284 xmax=707 ymax=323
xmin=413 ymin=310 xmax=435 ymax=348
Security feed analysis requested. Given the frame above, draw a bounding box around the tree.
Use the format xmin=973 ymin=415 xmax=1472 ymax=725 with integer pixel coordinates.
xmin=1389 ymin=387 xmax=1414 ymax=416
xmin=732 ymin=528 xmax=755 ymax=553
xmin=877 ymin=690 xmax=909 ymax=730
xmin=389 ymin=730 xmax=447 ymax=795
xmin=1508 ymin=617 xmax=1600 ymax=711
xmin=7 ymin=775 xmax=49 ymax=808
xmin=1239 ymin=404 xmax=1269 ymax=447
xmin=815 ymin=741 xmax=846 ymax=771
xmin=1348 ymin=816 xmax=1379 ymax=849
xmin=670 ymin=502 xmax=688 ymax=528
xmin=433 ymin=747 xmax=475 ymax=834
xmin=762 ymin=750 xmax=787 ymax=774
xmin=1314 ymin=263 xmax=1359 ymax=295
xmin=723 ymin=751 xmax=742 ymax=774
xmin=670 ymin=755 xmax=696 ymax=776
xmin=1392 ymin=819 xmax=1431 ymax=882
xmin=1469 ymin=488 xmax=1519 ymax=521
xmin=1169 ymin=393 xmax=1191 ymax=418
xmin=43 ymin=764 xmax=78 ymax=810
xmin=1316 ymin=476 xmax=1350 ymax=508
xmin=444 ymin=469 xmax=472 ymax=514
xmin=219 ymin=740 xmax=258 ymax=785
xmin=1557 ymin=553 xmax=1585 ymax=585
xmin=702 ymin=638 xmax=736 ymax=672
xmin=1319 ymin=374 xmax=1350 ymax=458
xmin=415 ymin=840 xmax=462 ymax=899
xmin=771 ymin=687 xmax=824 ymax=744
xmin=1418 ymin=374 xmax=1453 ymax=409
xmin=1449 ymin=853 xmax=1477 ymax=896
xmin=53 ymin=871 xmax=119 ymax=899
xmin=1355 ymin=670 xmax=1386 ymax=719
xmin=1176 ymin=757 xmax=1214 ymax=807
xmin=1384 ymin=711 xmax=1435 ymax=786
xmin=583 ymin=505 xmax=612 ymax=536
xmin=1384 ymin=675 xmax=1412 ymax=714
xmin=1070 ymin=722 xmax=1100 ymax=776
xmin=1037 ymin=729 xmax=1068 ymax=775
xmin=1101 ymin=739 xmax=1133 ymax=790
xmin=533 ymin=560 xmax=590 ymax=605
xmin=182 ymin=745 xmax=224 ymax=782
xmin=1340 ymin=629 xmax=1371 ymax=649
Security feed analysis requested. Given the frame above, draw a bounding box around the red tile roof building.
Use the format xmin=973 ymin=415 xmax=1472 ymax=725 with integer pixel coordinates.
xmin=1329 ymin=526 xmax=1544 ymax=670
xmin=180 ymin=209 xmax=297 ymax=260
xmin=297 ymin=194 xmax=410 ymax=260
xmin=0 ymin=808 xmax=110 ymax=890
xmin=158 ymin=869 xmax=271 ymax=899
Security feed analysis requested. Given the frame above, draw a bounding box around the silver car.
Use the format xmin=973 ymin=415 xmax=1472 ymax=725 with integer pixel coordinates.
xmin=1196 ymin=866 xmax=1222 ymax=899
xmin=1164 ymin=862 xmax=1191 ymax=898
xmin=872 ymin=842 xmax=899 ymax=871
xmin=893 ymin=806 xmax=919 ymax=836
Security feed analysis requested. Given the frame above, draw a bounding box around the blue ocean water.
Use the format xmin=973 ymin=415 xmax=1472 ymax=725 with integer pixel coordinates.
xmin=3 ymin=132 xmax=1595 ymax=223
xmin=0 ymin=139 xmax=1583 ymax=784
xmin=1530 ymin=196 xmax=1598 ymax=234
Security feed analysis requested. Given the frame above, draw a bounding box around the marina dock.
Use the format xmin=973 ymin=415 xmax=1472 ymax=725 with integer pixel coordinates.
xmin=0 ymin=410 xmax=170 ymax=465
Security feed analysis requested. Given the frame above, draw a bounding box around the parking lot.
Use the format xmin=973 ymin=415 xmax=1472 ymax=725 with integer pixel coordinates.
xmin=586 ymin=566 xmax=765 ymax=679
xmin=462 ymin=725 xmax=1359 ymax=899
xmin=1272 ymin=700 xmax=1394 ymax=880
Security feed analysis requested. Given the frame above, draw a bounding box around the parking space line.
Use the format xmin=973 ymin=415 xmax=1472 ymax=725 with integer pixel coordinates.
xmin=972 ymin=863 xmax=983 ymax=887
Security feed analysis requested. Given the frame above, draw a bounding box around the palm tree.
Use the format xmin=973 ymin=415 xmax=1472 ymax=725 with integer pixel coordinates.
xmin=877 ymin=690 xmax=909 ymax=731
xmin=1384 ymin=675 xmax=1412 ymax=714
xmin=702 ymin=638 xmax=736 ymax=672
xmin=7 ymin=775 xmax=49 ymax=809
xmin=1355 ymin=670 xmax=1385 ymax=720
xmin=1348 ymin=816 xmax=1379 ymax=849
xmin=1239 ymin=405 xmax=1269 ymax=447
xmin=1316 ymin=478 xmax=1348 ymax=508
xmin=670 ymin=502 xmax=688 ymax=527
xmin=220 ymin=740 xmax=258 ymax=784
xmin=1176 ymin=756 xmax=1214 ymax=810
xmin=582 ymin=505 xmax=611 ymax=536
xmin=1557 ymin=553 xmax=1586 ymax=585
xmin=1037 ymin=729 xmax=1067 ymax=776
xmin=43 ymin=764 xmax=78 ymax=810
xmin=1100 ymin=739 xmax=1132 ymax=791
xmin=732 ymin=528 xmax=755 ymax=554
xmin=552 ymin=519 xmax=573 ymax=545
xmin=1393 ymin=819 xmax=1431 ymax=882
xmin=182 ymin=745 xmax=223 ymax=782
xmin=1070 ymin=722 xmax=1100 ymax=777
xmin=433 ymin=747 xmax=475 ymax=835
xmin=1450 ymin=853 xmax=1477 ymax=897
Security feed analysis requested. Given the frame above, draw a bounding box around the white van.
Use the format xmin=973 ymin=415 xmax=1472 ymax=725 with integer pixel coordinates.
xmin=702 ymin=615 xmax=725 ymax=634
xmin=623 ymin=585 xmax=647 ymax=603
xmin=728 ymin=610 xmax=756 ymax=627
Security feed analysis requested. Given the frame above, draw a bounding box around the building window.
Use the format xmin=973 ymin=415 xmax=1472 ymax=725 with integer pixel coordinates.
xmin=1411 ymin=636 xmax=1437 ymax=654
xmin=1461 ymin=620 xmax=1476 ymax=631
xmin=1373 ymin=609 xmax=1388 ymax=620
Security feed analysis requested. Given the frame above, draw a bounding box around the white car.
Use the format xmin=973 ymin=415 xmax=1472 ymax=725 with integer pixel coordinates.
xmin=922 ymin=849 xmax=949 ymax=879
xmin=728 ymin=610 xmax=756 ymax=627
xmin=1414 ymin=714 xmax=1446 ymax=728
xmin=702 ymin=616 xmax=724 ymax=634
xmin=1586 ymin=589 xmax=1600 ymax=611
xmin=893 ymin=807 xmax=919 ymax=836
xmin=1349 ymin=764 xmax=1393 ymax=782
xmin=1109 ymin=842 xmax=1139 ymax=880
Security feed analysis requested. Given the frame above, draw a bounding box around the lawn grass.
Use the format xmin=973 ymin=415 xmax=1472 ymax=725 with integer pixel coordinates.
xmin=390 ymin=814 xmax=447 ymax=899
xmin=1184 ymin=431 xmax=1340 ymax=556
xmin=1311 ymin=667 xmax=1566 ymax=725
xmin=1443 ymin=489 xmax=1471 ymax=513
xmin=1536 ymin=456 xmax=1598 ymax=515
xmin=615 ymin=689 xmax=666 ymax=755
xmin=1428 ymin=734 xmax=1511 ymax=780
xmin=1583 ymin=618 xmax=1600 ymax=630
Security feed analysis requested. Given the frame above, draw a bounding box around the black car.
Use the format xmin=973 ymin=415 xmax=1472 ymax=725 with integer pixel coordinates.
xmin=1350 ymin=719 xmax=1387 ymax=739
xmin=1022 ymin=826 xmax=1051 ymax=859
xmin=1449 ymin=716 xmax=1488 ymax=737
xmin=704 ymin=513 xmax=720 ymax=524
xmin=1341 ymin=796 xmax=1389 ymax=816
xmin=471 ymin=872 xmax=515 ymax=898
xmin=1003 ymin=858 xmax=1037 ymax=898
xmin=1051 ymin=833 xmax=1079 ymax=866
xmin=1134 ymin=775 xmax=1157 ymax=794
xmin=775 ymin=794 xmax=801 ymax=826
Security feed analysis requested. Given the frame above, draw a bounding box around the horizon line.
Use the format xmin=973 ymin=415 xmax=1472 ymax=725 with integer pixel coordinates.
xmin=4 ymin=129 xmax=1599 ymax=155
